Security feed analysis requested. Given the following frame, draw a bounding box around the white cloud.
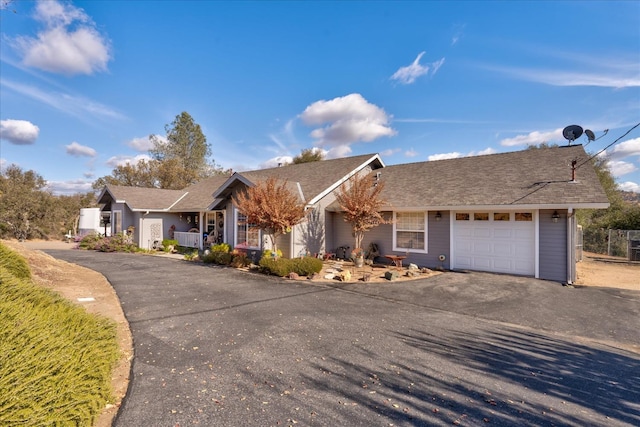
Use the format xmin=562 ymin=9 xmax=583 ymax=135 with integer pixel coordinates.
xmin=260 ymin=156 xmax=293 ymax=169
xmin=469 ymin=147 xmax=497 ymax=156
xmin=46 ymin=179 xmax=93 ymax=196
xmin=300 ymin=93 xmax=396 ymax=148
xmin=0 ymin=119 xmax=40 ymax=144
xmin=390 ymin=52 xmax=445 ymax=84
xmin=431 ymin=58 xmax=445 ymax=76
xmin=619 ymin=181 xmax=640 ymax=193
xmin=105 ymin=154 xmax=151 ymax=168
xmin=13 ymin=0 xmax=111 ymax=75
xmin=128 ymin=135 xmax=159 ymax=152
xmin=325 ymin=144 xmax=353 ymax=159
xmin=1 ymin=78 xmax=125 ymax=121
xmin=500 ymin=129 xmax=563 ymax=147
xmin=607 ymin=160 xmax=638 ymax=177
xmin=65 ymin=141 xmax=96 ymax=157
xmin=0 ymin=158 xmax=7 ymax=172
xmin=405 ymin=148 xmax=418 ymax=157
xmin=428 ymin=147 xmax=497 ymax=161
xmin=428 ymin=152 xmax=462 ymax=161
xmin=380 ymin=148 xmax=401 ymax=157
xmin=487 ymin=65 xmax=640 ymax=89
xmin=607 ymin=137 xmax=640 ymax=160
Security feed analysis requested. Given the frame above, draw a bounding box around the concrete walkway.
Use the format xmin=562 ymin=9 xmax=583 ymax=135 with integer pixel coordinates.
xmin=45 ymin=249 xmax=640 ymax=427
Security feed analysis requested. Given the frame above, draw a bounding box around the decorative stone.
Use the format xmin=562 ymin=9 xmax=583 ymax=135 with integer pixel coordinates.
xmin=288 ymin=272 xmax=299 ymax=280
xmin=385 ymin=270 xmax=399 ymax=281
xmin=324 ymin=273 xmax=336 ymax=280
xmin=421 ymin=268 xmax=433 ymax=274
xmin=309 ymin=272 xmax=320 ymax=280
xmin=406 ymin=270 xmax=420 ymax=277
xmin=408 ymin=263 xmax=419 ymax=270
xmin=339 ymin=270 xmax=352 ymax=281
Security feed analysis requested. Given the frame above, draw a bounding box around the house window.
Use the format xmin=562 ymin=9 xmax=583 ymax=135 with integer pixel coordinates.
xmin=515 ymin=212 xmax=533 ymax=221
xmin=494 ymin=212 xmax=510 ymax=221
xmin=113 ymin=211 xmax=122 ymax=233
xmin=474 ymin=212 xmax=489 ymax=221
xmin=456 ymin=213 xmax=470 ymax=221
xmin=236 ymin=211 xmax=260 ymax=248
xmin=393 ymin=212 xmax=427 ymax=252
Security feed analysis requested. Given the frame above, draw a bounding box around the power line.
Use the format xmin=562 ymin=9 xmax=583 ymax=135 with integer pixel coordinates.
xmin=577 ymin=122 xmax=640 ymax=169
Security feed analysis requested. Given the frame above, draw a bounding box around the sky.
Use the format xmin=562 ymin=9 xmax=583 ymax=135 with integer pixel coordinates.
xmin=1 ymin=0 xmax=639 ymax=196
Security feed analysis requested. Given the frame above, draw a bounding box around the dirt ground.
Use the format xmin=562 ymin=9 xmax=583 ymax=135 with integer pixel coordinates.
xmin=2 ymin=240 xmax=638 ymax=426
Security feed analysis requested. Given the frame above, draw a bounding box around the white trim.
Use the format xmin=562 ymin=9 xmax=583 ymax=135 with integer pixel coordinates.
xmin=307 ymin=154 xmax=384 ymax=206
xmin=392 ymin=211 xmax=428 ymax=253
xmin=386 ymin=203 xmax=609 ymax=211
xmin=534 ymin=210 xmax=540 ymax=279
xmin=233 ymin=207 xmax=261 ymax=250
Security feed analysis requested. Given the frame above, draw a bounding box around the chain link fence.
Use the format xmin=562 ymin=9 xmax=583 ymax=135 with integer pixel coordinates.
xmin=583 ymin=228 xmax=640 ymax=260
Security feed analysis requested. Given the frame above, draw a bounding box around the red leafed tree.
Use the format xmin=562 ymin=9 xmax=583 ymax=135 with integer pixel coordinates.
xmin=335 ymin=172 xmax=389 ymax=254
xmin=233 ymin=177 xmax=307 ymax=256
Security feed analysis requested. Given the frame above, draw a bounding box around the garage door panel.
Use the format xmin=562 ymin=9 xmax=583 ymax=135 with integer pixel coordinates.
xmin=453 ymin=212 xmax=535 ymax=276
xmin=474 ymin=228 xmax=491 ymax=238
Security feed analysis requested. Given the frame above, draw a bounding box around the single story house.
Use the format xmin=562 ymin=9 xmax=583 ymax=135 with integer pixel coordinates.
xmin=97 ymin=145 xmax=608 ymax=284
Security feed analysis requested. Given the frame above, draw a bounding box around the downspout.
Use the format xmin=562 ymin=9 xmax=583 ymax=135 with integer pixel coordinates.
xmin=567 ymin=207 xmax=575 ymax=285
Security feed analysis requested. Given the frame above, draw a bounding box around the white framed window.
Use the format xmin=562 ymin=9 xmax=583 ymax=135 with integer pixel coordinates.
xmin=235 ymin=210 xmax=260 ymax=249
xmin=393 ymin=211 xmax=427 ymax=253
xmin=112 ymin=210 xmax=122 ymax=234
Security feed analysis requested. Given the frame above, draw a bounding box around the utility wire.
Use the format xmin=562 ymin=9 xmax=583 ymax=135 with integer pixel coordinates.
xmin=577 ymin=122 xmax=640 ymax=169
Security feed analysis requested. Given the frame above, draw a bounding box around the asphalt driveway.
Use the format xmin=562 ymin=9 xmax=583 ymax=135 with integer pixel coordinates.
xmin=46 ymin=250 xmax=640 ymax=427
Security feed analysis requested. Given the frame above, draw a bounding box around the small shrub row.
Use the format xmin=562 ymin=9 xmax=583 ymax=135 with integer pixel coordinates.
xmin=259 ymin=256 xmax=323 ymax=277
xmin=78 ymin=232 xmax=139 ymax=253
xmin=202 ymin=248 xmax=252 ymax=267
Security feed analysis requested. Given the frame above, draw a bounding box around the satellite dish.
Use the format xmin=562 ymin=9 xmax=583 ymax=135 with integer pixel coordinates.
xmin=584 ymin=129 xmax=596 ymax=142
xmin=562 ymin=125 xmax=584 ymax=144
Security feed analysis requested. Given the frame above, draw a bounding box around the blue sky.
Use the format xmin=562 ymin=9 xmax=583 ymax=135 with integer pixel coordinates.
xmin=1 ymin=0 xmax=639 ymax=195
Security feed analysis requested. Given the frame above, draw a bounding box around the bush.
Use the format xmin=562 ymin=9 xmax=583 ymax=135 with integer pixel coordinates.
xmin=202 ymin=251 xmax=233 ymax=265
xmin=0 ymin=243 xmax=31 ymax=280
xmin=230 ymin=252 xmax=251 ymax=268
xmin=162 ymin=239 xmax=178 ymax=252
xmin=292 ymin=256 xmax=323 ymax=276
xmin=78 ymin=232 xmax=138 ymax=253
xmin=262 ymin=248 xmax=282 ymax=259
xmin=0 ymin=253 xmax=119 ymax=426
xmin=258 ymin=256 xmax=323 ymax=277
xmin=259 ymin=257 xmax=294 ymax=277
xmin=211 ymin=242 xmax=231 ymax=253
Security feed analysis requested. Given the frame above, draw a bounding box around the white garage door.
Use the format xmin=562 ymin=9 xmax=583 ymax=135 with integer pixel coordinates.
xmin=452 ymin=212 xmax=535 ymax=276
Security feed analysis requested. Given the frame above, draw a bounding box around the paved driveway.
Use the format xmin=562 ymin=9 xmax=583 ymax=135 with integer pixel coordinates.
xmin=46 ymin=250 xmax=640 ymax=427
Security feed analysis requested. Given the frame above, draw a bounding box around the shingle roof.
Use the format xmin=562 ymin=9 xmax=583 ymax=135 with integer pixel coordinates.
xmin=100 ymin=185 xmax=187 ymax=210
xmin=171 ymin=175 xmax=231 ymax=210
xmin=372 ymin=145 xmax=609 ymax=208
xmin=232 ymin=153 xmax=383 ymax=203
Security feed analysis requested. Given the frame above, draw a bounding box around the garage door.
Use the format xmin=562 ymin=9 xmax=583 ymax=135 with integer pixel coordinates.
xmin=452 ymin=212 xmax=535 ymax=276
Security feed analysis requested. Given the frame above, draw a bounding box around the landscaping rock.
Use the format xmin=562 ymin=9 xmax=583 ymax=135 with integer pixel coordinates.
xmin=288 ymin=272 xmax=299 ymax=280
xmin=408 ymin=263 xmax=419 ymax=270
xmin=339 ymin=270 xmax=351 ymax=281
xmin=385 ymin=270 xmax=399 ymax=281
xmin=324 ymin=273 xmax=336 ymax=280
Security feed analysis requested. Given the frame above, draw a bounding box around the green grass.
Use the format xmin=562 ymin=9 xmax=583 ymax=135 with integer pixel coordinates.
xmin=0 ymin=244 xmax=120 ymax=426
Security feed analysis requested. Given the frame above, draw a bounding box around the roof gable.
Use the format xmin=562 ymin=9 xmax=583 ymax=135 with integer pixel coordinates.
xmin=214 ymin=153 xmax=383 ymax=205
xmin=98 ymin=185 xmax=187 ymax=211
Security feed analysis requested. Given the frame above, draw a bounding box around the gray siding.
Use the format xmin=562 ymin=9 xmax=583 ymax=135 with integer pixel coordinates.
xmin=539 ymin=209 xmax=567 ymax=282
xmin=329 ymin=211 xmax=451 ymax=269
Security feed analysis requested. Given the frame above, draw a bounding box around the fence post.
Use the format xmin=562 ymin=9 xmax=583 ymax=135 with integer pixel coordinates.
xmin=607 ymin=229 xmax=612 ymax=256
